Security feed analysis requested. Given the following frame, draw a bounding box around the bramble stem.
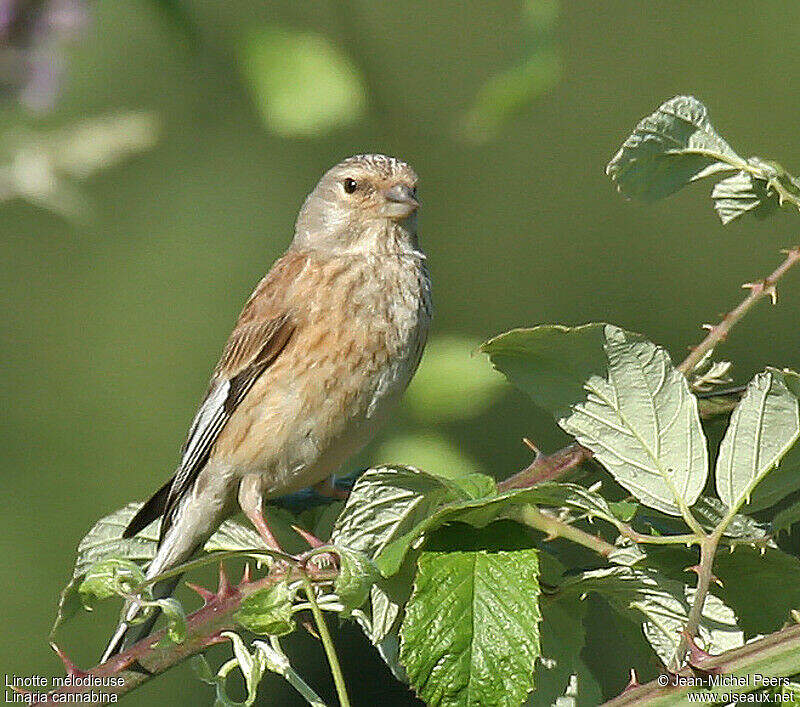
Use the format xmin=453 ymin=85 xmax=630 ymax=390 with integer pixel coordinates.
xmin=513 ymin=505 xmax=617 ymax=557
xmin=497 ymin=442 xmax=592 ymax=492
xmin=36 ymin=564 xmax=336 ymax=705
xmin=669 ymin=533 xmax=721 ymax=671
xmin=604 ymin=621 xmax=800 ymax=705
xmin=302 ymin=575 xmax=350 ymax=707
xmin=679 ymin=246 xmax=800 ymax=374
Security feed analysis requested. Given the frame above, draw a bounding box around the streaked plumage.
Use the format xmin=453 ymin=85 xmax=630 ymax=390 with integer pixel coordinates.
xmin=102 ymin=154 xmax=431 ymax=661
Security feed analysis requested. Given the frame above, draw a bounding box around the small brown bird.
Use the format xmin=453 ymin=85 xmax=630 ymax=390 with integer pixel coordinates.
xmin=102 ymin=154 xmax=431 ymax=660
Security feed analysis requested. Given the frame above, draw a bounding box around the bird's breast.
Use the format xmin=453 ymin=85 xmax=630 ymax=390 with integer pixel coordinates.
xmin=215 ymin=251 xmax=431 ymax=495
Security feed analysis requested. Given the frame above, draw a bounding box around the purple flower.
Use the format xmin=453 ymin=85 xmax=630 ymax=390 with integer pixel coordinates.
xmin=0 ymin=0 xmax=88 ymax=112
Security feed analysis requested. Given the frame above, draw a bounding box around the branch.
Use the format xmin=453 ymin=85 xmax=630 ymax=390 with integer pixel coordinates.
xmin=679 ymin=246 xmax=800 ymax=374
xmin=668 ymin=534 xmax=720 ymax=672
xmin=28 ymin=563 xmax=337 ymax=705
xmin=497 ymin=441 xmax=592 ymax=492
xmin=512 ymin=504 xmax=617 ymax=557
xmin=604 ymin=620 xmax=800 ymax=705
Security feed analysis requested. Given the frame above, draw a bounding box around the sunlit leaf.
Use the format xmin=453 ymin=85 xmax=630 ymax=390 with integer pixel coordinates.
xmin=331 ymin=466 xmax=458 ymax=644
xmin=376 ymin=480 xmax=622 ymax=577
xmin=712 ymin=170 xmax=778 ymax=224
xmin=560 ymin=325 xmax=708 ymax=515
xmin=606 ymin=95 xmax=746 ymax=201
xmin=716 ymin=369 xmax=800 ymax=511
xmin=238 ymin=27 xmax=367 ymax=137
xmin=691 ymin=496 xmax=772 ymax=544
xmin=565 ymin=565 xmax=743 ymax=667
xmin=481 ymin=323 xmax=609 ymax=420
xmin=740 ymin=370 xmax=800 ymax=512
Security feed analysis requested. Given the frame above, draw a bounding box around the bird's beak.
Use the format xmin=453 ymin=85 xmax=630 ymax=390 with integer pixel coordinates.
xmin=382 ymin=184 xmax=419 ymax=220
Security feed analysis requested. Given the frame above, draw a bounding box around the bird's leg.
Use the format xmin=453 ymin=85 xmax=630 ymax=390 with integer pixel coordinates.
xmin=238 ymin=474 xmax=285 ymax=553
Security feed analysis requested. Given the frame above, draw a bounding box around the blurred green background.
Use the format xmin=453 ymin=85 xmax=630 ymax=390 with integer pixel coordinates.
xmin=3 ymin=1 xmax=800 ymax=704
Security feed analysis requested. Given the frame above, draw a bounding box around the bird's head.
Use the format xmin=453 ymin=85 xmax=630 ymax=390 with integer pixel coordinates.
xmin=294 ymin=154 xmax=420 ymax=254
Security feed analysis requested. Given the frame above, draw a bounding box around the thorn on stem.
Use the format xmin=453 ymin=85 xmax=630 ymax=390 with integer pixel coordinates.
xmin=186 ymin=582 xmax=216 ymax=604
xmin=217 ymin=563 xmax=235 ymax=598
xmin=291 ymin=524 xmax=325 ymax=549
xmin=240 ymin=563 xmax=253 ymax=586
xmin=682 ymin=630 xmax=720 ymax=673
xmin=683 ymin=565 xmax=722 ymax=587
xmin=50 ymin=643 xmax=88 ymax=678
xmin=622 ymin=668 xmax=640 ymax=692
xmin=765 ymin=283 xmax=778 ymax=304
xmin=300 ymin=619 xmax=320 ymax=640
xmin=522 ymin=437 xmax=542 ymax=458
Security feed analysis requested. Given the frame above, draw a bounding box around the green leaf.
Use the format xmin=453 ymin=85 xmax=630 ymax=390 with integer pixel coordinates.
xmin=403 ymin=336 xmax=505 ymax=423
xmin=333 ymin=546 xmax=380 ymax=614
xmin=481 ymin=323 xmax=609 ymax=420
xmin=606 ymin=95 xmax=745 ymax=201
xmin=235 ymin=582 xmax=296 ymax=637
xmin=565 ymin=565 xmax=743 ymax=667
xmin=74 ymin=503 xmax=159 ymax=578
xmin=79 ymin=558 xmax=146 ymax=605
xmin=741 ymin=371 xmax=800 ymax=512
xmin=400 ymin=550 xmax=541 ymax=707
xmin=561 ymin=325 xmax=708 ymax=515
xmin=534 ymin=555 xmax=603 ymax=707
xmin=50 ymin=577 xmax=82 ymax=637
xmin=716 ymin=369 xmax=800 ymax=511
xmin=222 ymin=631 xmax=269 ymax=706
xmin=691 ymin=496 xmax=772 ymax=543
xmin=711 ymin=170 xmax=777 ymax=225
xmin=155 ymin=596 xmax=187 ymax=644
xmin=330 ymin=466 xmax=457 ymax=643
xmin=237 ymin=27 xmax=366 ymax=137
xmin=772 ymin=498 xmax=800 ymax=533
xmin=376 ymin=481 xmax=621 ymax=577
xmin=204 ymin=519 xmax=271 ymax=553
xmin=714 ymin=546 xmax=800 ymax=638
xmin=331 ymin=466 xmax=459 ymax=560
xmin=609 ymin=501 xmax=638 ymax=522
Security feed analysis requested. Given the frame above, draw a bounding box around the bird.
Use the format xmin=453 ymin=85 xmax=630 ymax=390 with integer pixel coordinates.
xmin=101 ymin=153 xmax=431 ymax=662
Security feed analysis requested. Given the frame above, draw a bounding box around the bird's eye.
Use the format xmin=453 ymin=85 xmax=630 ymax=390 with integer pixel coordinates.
xmin=343 ymin=178 xmax=358 ymax=194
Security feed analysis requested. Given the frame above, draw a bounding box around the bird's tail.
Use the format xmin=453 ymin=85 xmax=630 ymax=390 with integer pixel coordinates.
xmin=100 ymin=573 xmax=182 ymax=663
xmin=100 ymin=475 xmax=231 ymax=663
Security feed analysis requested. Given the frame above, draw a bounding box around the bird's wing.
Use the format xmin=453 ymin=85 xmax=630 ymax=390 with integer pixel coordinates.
xmin=158 ymin=312 xmax=295 ymax=543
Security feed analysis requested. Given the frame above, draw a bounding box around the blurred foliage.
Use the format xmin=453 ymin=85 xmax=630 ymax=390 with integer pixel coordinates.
xmin=0 ymin=112 xmax=158 ymax=218
xmin=403 ymin=336 xmax=505 ymax=423
xmin=456 ymin=0 xmax=561 ymax=142
xmin=237 ymin=26 xmax=367 ymax=137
